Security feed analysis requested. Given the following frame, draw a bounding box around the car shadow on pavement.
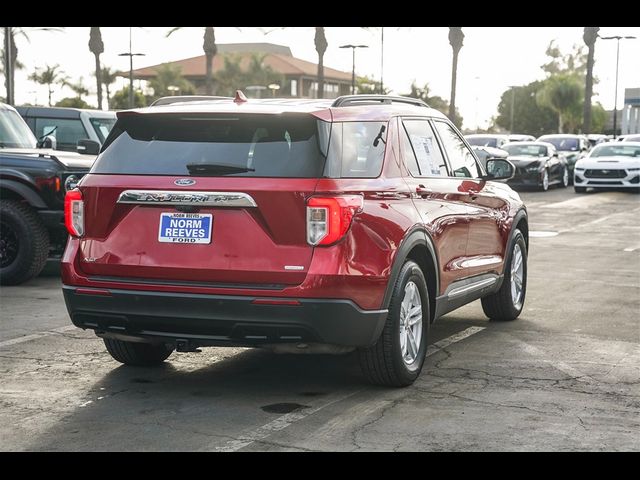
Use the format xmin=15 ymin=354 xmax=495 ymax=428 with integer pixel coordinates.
xmin=24 ymin=347 xmax=369 ymax=451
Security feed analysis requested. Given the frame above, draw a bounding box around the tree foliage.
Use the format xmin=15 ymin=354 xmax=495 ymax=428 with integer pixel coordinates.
xmin=97 ymin=66 xmax=118 ymax=109
xmin=55 ymin=97 xmax=91 ymax=109
xmin=404 ymin=82 xmax=463 ymax=128
xmin=214 ymin=54 xmax=284 ymax=98
xmin=356 ymin=76 xmax=389 ymax=95
xmin=28 ymin=64 xmax=67 ymax=106
xmin=89 ymin=27 xmax=105 ymax=110
xmin=536 ymin=73 xmax=583 ymax=133
xmin=147 ymin=63 xmax=195 ymax=100
xmin=109 ymin=86 xmax=147 ymax=109
xmin=65 ymin=77 xmax=90 ymax=101
xmin=494 ymin=40 xmax=606 ymax=134
xmin=495 ymin=81 xmax=557 ymax=136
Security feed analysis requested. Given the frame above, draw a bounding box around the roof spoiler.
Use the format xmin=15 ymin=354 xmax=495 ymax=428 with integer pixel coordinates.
xmin=150 ymin=95 xmax=233 ymax=107
xmin=331 ymin=95 xmax=429 ymax=108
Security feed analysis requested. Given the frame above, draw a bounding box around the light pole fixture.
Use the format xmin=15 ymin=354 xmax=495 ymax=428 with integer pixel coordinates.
xmin=118 ymin=27 xmax=146 ymax=109
xmin=167 ymin=85 xmax=179 ymax=96
xmin=268 ymin=83 xmax=280 ymax=97
xmin=599 ymin=34 xmax=636 ymax=139
xmin=339 ymin=44 xmax=368 ymax=95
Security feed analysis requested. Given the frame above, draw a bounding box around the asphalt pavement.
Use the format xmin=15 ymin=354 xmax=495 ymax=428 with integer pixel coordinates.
xmin=1 ymin=186 xmax=638 ymax=451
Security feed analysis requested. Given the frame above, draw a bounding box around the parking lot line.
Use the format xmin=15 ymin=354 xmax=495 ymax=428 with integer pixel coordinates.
xmin=0 ymin=325 xmax=77 ymax=348
xmin=214 ymin=326 xmax=486 ymax=452
xmin=508 ymin=334 xmax=597 ymax=385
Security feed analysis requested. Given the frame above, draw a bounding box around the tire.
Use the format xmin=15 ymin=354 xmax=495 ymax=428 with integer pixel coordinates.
xmin=574 ymin=186 xmax=587 ymax=193
xmin=539 ymin=170 xmax=549 ymax=191
xmin=358 ymin=260 xmax=430 ymax=387
xmin=0 ymin=200 xmax=49 ymax=285
xmin=104 ymin=338 xmax=173 ymax=366
xmin=561 ymin=167 xmax=569 ymax=188
xmin=481 ymin=229 xmax=527 ymax=321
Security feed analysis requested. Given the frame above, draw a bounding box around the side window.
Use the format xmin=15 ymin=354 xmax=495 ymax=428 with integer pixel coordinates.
xmin=35 ymin=118 xmax=88 ymax=151
xmin=402 ymin=120 xmax=448 ymax=177
xmin=433 ymin=121 xmax=480 ymax=179
xmin=323 ymin=122 xmax=387 ymax=178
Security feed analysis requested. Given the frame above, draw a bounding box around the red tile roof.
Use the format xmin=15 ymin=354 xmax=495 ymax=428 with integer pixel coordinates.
xmin=129 ymin=51 xmax=352 ymax=83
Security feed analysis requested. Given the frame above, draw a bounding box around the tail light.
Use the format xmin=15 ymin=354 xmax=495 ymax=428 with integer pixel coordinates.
xmin=307 ymin=195 xmax=363 ymax=246
xmin=64 ymin=189 xmax=84 ymax=237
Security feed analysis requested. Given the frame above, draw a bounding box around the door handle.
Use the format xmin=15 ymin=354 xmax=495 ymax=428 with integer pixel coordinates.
xmin=416 ymin=185 xmax=431 ymax=196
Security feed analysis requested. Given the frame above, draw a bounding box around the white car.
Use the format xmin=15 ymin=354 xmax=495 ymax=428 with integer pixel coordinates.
xmin=573 ymin=142 xmax=640 ymax=193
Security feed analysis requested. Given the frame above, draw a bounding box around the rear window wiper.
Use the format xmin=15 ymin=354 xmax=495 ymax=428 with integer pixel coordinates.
xmin=186 ymin=163 xmax=255 ymax=175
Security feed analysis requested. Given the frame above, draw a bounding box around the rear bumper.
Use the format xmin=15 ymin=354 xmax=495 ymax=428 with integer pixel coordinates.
xmin=63 ymin=286 xmax=388 ymax=348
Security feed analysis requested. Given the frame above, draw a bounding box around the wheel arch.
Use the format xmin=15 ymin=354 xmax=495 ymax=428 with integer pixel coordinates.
xmin=382 ymin=227 xmax=439 ymax=323
xmin=0 ymin=179 xmax=47 ymax=209
xmin=512 ymin=209 xmax=529 ymax=252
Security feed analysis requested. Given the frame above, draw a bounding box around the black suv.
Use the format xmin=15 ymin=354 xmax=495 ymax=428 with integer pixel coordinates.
xmin=0 ymin=103 xmax=93 ymax=284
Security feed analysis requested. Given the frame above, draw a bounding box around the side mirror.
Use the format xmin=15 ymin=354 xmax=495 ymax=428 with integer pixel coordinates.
xmin=77 ymin=139 xmax=101 ymax=155
xmin=38 ymin=135 xmax=57 ymax=150
xmin=483 ymin=158 xmax=515 ymax=181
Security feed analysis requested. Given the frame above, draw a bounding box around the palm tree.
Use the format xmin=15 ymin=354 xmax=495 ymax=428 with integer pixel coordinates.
xmin=148 ymin=64 xmax=195 ymax=100
xmin=28 ymin=64 xmax=67 ymax=106
xmin=315 ymin=27 xmax=327 ymax=99
xmin=88 ymin=27 xmax=104 ymax=110
xmin=65 ymin=77 xmax=89 ymax=102
xmin=537 ymin=74 xmax=583 ymax=133
xmin=582 ymin=27 xmax=599 ymax=134
xmin=448 ymin=27 xmax=464 ymax=126
xmin=99 ymin=66 xmax=118 ymax=109
xmin=167 ymin=27 xmax=217 ymax=95
xmin=2 ymin=27 xmax=63 ymax=104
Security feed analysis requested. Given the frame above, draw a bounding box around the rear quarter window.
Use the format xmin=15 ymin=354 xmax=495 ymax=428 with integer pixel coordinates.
xmin=323 ymin=121 xmax=387 ymax=178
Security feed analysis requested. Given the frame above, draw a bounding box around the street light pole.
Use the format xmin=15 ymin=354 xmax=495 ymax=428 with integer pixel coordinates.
xmin=118 ymin=27 xmax=145 ymax=109
xmin=339 ymin=44 xmax=368 ymax=95
xmin=380 ymin=27 xmax=384 ymax=95
xmin=599 ymin=34 xmax=636 ymax=139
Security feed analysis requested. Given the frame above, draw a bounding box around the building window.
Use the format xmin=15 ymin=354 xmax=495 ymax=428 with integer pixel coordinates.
xmin=290 ymin=79 xmax=297 ymax=97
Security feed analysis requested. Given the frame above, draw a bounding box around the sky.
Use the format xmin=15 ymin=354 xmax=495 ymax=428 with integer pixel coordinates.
xmin=5 ymin=26 xmax=640 ymax=130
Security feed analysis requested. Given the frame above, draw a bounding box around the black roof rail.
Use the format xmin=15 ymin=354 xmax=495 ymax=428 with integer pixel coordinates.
xmin=331 ymin=95 xmax=429 ymax=108
xmin=150 ymin=95 xmax=233 ymax=106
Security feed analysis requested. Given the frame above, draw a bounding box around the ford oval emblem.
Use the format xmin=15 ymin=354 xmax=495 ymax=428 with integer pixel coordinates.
xmin=174 ymin=178 xmax=196 ymax=186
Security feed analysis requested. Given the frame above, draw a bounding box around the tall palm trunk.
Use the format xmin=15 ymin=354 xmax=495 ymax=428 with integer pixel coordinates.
xmin=315 ymin=27 xmax=327 ymax=99
xmin=94 ymin=55 xmax=102 ymax=108
xmin=3 ymin=28 xmax=18 ymax=105
xmin=47 ymin=84 xmax=53 ymax=106
xmin=203 ymin=27 xmax=217 ymax=95
xmin=89 ymin=27 xmax=104 ymax=110
xmin=448 ymin=27 xmax=464 ymax=124
xmin=582 ymin=27 xmax=599 ymax=134
xmin=558 ymin=112 xmax=563 ymax=134
xmin=105 ymin=83 xmax=111 ymax=109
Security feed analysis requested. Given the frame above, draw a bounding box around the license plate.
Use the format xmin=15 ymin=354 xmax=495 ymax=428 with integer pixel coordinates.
xmin=158 ymin=212 xmax=212 ymax=244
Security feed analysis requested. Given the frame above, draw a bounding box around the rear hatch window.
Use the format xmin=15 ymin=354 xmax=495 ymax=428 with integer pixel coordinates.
xmin=93 ymin=113 xmax=330 ymax=177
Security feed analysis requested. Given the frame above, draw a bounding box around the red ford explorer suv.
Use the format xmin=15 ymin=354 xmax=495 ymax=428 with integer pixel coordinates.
xmin=62 ymin=94 xmax=528 ymax=387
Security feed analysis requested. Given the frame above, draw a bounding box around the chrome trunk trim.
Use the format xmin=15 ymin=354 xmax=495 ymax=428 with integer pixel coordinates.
xmin=117 ymin=190 xmax=257 ymax=207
